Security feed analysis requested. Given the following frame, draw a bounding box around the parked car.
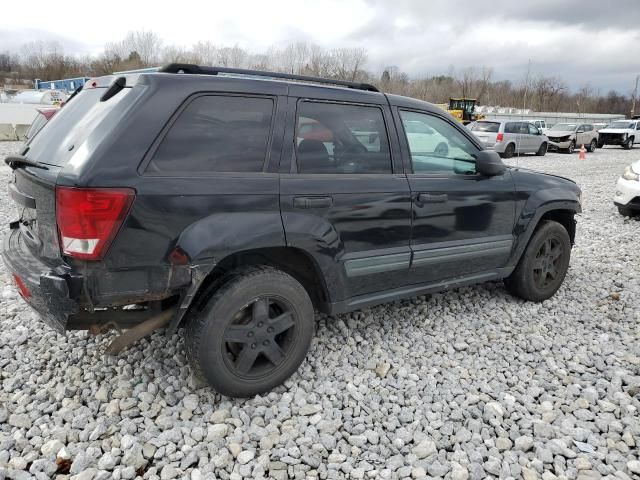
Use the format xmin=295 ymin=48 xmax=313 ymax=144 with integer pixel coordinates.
xmin=524 ymin=119 xmax=547 ymax=133
xmin=24 ymin=108 xmax=58 ymax=141
xmin=2 ymin=64 xmax=582 ymax=397
xmin=613 ymin=160 xmax=640 ymax=216
xmin=597 ymin=119 xmax=640 ymax=149
xmin=468 ymin=120 xmax=549 ymax=158
xmin=546 ymin=123 xmax=599 ymax=153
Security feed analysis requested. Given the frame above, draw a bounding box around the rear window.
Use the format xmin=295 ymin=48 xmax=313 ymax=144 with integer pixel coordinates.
xmin=26 ymin=87 xmax=133 ymax=167
xmin=147 ymin=95 xmax=274 ymax=174
xmin=470 ymin=121 xmax=500 ymax=133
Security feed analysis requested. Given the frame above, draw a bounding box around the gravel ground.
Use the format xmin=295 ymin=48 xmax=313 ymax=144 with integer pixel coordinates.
xmin=0 ymin=140 xmax=638 ymax=480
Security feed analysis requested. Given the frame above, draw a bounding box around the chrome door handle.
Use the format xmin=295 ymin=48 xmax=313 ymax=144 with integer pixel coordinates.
xmin=418 ymin=193 xmax=448 ymax=203
xmin=293 ymin=196 xmax=333 ymax=209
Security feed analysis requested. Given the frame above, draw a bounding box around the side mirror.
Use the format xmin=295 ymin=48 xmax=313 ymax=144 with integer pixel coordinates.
xmin=476 ymin=150 xmax=506 ymax=176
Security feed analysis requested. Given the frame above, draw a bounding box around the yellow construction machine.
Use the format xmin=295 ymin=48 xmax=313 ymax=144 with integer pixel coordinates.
xmin=437 ymin=98 xmax=483 ymax=125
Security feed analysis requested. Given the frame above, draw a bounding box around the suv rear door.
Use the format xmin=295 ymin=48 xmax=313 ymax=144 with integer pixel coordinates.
xmin=279 ymin=87 xmax=412 ymax=303
xmin=393 ymin=107 xmax=516 ymax=285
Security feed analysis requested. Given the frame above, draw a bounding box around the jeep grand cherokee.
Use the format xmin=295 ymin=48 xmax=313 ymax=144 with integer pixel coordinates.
xmin=2 ymin=64 xmax=582 ymax=397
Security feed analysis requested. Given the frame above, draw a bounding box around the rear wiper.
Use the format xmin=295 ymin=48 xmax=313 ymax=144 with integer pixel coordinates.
xmin=4 ymin=155 xmax=49 ymax=170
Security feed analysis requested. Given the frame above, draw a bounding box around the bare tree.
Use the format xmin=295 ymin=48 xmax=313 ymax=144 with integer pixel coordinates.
xmin=191 ymin=41 xmax=218 ymax=65
xmin=3 ymin=34 xmax=634 ymax=116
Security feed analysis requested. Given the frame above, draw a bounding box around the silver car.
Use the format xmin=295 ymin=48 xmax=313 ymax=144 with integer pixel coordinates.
xmin=546 ymin=123 xmax=599 ymax=153
xmin=468 ymin=120 xmax=549 ymax=158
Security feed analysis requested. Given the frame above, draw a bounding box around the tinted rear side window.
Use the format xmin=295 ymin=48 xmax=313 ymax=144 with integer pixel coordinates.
xmin=505 ymin=122 xmax=519 ymax=134
xmin=147 ymin=95 xmax=274 ymax=174
xmin=470 ymin=121 xmax=500 ymax=133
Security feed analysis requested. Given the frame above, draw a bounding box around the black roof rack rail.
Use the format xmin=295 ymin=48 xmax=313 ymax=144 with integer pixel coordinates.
xmin=157 ymin=63 xmax=380 ymax=93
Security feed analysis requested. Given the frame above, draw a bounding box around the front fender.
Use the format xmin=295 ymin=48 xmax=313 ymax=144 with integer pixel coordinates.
xmin=509 ymin=186 xmax=581 ymax=268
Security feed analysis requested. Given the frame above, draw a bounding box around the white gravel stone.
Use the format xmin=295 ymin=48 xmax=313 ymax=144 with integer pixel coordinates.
xmin=0 ymin=141 xmax=639 ymax=480
xmin=412 ymin=438 xmax=437 ymax=459
xmin=40 ymin=439 xmax=64 ymax=457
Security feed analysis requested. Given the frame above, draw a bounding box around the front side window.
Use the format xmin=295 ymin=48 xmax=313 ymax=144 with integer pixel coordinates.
xmin=147 ymin=95 xmax=274 ymax=174
xmin=295 ymin=101 xmax=392 ymax=174
xmin=399 ymin=110 xmax=477 ymax=174
xmin=528 ymin=123 xmax=540 ymax=135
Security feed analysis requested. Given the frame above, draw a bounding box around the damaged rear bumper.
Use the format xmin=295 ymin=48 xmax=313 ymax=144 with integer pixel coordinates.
xmin=2 ymin=223 xmax=197 ymax=333
xmin=2 ymin=225 xmax=79 ymax=332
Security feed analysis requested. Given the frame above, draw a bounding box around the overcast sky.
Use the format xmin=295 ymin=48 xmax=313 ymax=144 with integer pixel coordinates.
xmin=1 ymin=0 xmax=639 ymax=93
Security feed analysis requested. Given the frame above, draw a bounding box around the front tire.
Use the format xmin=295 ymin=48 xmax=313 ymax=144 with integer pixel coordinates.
xmin=185 ymin=266 xmax=314 ymax=397
xmin=565 ymin=140 xmax=576 ymax=154
xmin=623 ymin=137 xmax=634 ymax=150
xmin=587 ymin=139 xmax=597 ymax=153
xmin=618 ymin=205 xmax=635 ymax=217
xmin=504 ymin=220 xmax=571 ymax=302
xmin=536 ymin=142 xmax=547 ymax=156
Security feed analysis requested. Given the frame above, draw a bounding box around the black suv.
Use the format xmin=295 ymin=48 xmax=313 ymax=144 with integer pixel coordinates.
xmin=3 ymin=64 xmax=581 ymax=397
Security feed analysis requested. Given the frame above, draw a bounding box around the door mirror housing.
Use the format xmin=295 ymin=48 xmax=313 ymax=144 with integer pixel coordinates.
xmin=476 ymin=150 xmax=506 ymax=176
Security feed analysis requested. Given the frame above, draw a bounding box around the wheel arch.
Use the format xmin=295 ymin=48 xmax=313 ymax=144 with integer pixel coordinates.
xmin=174 ymin=247 xmax=331 ymax=333
xmin=508 ymin=200 xmax=580 ymax=272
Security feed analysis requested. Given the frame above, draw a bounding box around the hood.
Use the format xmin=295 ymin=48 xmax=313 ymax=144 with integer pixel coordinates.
xmin=546 ymin=130 xmax=575 ymax=137
xmin=599 ymin=128 xmax=629 ymax=134
xmin=508 ymin=166 xmax=577 ymax=184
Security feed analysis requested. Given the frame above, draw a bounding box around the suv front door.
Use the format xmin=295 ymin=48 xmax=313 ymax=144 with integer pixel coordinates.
xmin=280 ymin=91 xmax=412 ymax=303
xmin=527 ymin=122 xmax=543 ymax=152
xmin=395 ymin=108 xmax=516 ymax=285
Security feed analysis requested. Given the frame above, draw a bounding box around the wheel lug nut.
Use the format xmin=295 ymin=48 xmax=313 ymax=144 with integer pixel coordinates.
xmin=267 ymin=327 xmax=274 ymax=333
xmin=251 ymin=343 xmax=256 ymax=349
xmin=263 ymin=340 xmax=270 ymax=346
xmin=247 ymin=332 xmax=254 ymax=337
xmin=258 ymin=322 xmax=263 ymax=327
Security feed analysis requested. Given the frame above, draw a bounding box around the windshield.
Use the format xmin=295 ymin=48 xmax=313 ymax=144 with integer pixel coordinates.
xmin=608 ymin=121 xmax=633 ymax=129
xmin=469 ymin=121 xmax=500 ymax=133
xmin=550 ymin=123 xmax=577 ymax=131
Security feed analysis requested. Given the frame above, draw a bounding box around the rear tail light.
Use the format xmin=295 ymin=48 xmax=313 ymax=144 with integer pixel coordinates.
xmin=56 ymin=187 xmax=135 ymax=260
xmin=496 ymin=133 xmax=504 ymax=142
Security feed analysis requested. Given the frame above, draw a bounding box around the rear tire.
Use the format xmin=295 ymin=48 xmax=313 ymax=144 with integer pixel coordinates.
xmin=504 ymin=220 xmax=571 ymax=302
xmin=501 ymin=143 xmax=515 ymax=159
xmin=587 ymin=139 xmax=597 ymax=153
xmin=623 ymin=137 xmax=634 ymax=150
xmin=536 ymin=142 xmax=547 ymax=156
xmin=185 ymin=266 xmax=314 ymax=397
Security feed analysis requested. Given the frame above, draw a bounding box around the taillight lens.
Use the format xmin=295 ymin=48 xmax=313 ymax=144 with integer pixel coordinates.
xmin=496 ymin=133 xmax=504 ymax=142
xmin=13 ymin=274 xmax=31 ymax=299
xmin=56 ymin=187 xmax=135 ymax=260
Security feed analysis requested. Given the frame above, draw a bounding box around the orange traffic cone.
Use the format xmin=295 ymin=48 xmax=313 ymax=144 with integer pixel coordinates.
xmin=579 ymin=144 xmax=586 ymax=161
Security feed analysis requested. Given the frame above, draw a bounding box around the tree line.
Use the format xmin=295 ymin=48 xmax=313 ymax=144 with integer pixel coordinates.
xmin=0 ymin=31 xmax=634 ymax=115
